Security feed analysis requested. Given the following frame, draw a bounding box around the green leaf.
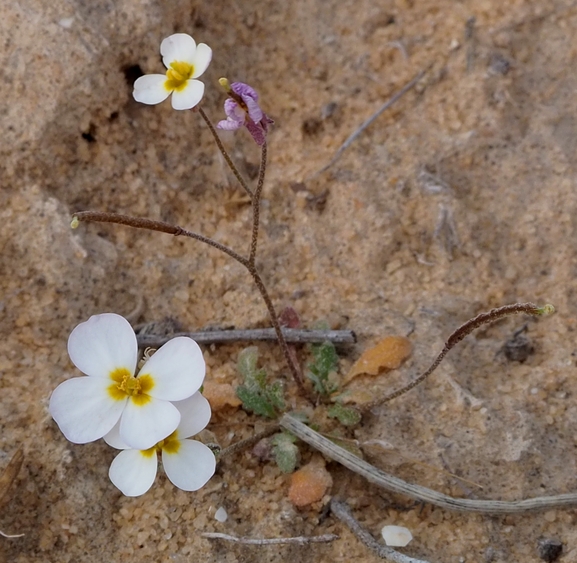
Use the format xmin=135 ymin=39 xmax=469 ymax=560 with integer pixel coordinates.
xmin=327 ymin=403 xmax=362 ymax=427
xmin=271 ymin=432 xmax=299 ymax=473
xmin=238 ymin=346 xmax=260 ymax=381
xmin=235 ymin=385 xmax=277 ymax=418
xmin=236 ymin=346 xmax=285 ymax=418
xmin=265 ymin=380 xmax=285 ymax=411
xmin=307 ymin=340 xmax=340 ymax=395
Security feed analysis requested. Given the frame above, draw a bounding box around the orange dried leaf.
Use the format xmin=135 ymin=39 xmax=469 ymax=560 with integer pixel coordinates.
xmin=345 ymin=335 xmax=412 ymax=384
xmin=288 ymin=458 xmax=332 ymax=507
xmin=202 ymin=381 xmax=242 ymax=411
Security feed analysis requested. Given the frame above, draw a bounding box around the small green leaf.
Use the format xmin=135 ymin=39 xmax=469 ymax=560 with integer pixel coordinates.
xmin=235 ymin=385 xmax=277 ymax=418
xmin=271 ymin=432 xmax=299 ymax=473
xmin=307 ymin=340 xmax=340 ymax=395
xmin=236 ymin=346 xmax=285 ymax=418
xmin=238 ymin=346 xmax=260 ymax=381
xmin=253 ymin=368 xmax=268 ymax=389
xmin=327 ymin=403 xmax=362 ymax=427
xmin=265 ymin=380 xmax=285 ymax=411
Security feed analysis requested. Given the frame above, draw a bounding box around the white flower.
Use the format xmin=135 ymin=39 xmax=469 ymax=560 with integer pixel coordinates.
xmin=105 ymin=393 xmax=216 ymax=496
xmin=49 ymin=313 xmax=205 ymax=450
xmin=133 ymin=33 xmax=212 ymax=110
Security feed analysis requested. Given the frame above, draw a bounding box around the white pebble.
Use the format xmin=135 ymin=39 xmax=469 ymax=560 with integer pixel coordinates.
xmin=381 ymin=525 xmax=413 ymax=547
xmin=58 ymin=17 xmax=75 ymax=29
xmin=214 ymin=507 xmax=228 ymax=523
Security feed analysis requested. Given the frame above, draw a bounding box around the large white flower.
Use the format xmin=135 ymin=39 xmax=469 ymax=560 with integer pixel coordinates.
xmin=49 ymin=313 xmax=205 ymax=450
xmin=105 ymin=393 xmax=216 ymax=496
xmin=133 ymin=33 xmax=212 ymax=110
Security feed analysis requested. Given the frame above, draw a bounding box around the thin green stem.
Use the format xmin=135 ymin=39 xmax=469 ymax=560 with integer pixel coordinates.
xmin=198 ymin=107 xmax=253 ymax=198
xmin=249 ymin=142 xmax=267 ymax=266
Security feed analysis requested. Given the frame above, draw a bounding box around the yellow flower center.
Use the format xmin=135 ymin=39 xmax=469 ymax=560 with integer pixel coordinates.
xmin=108 ymin=368 xmax=154 ymax=406
xmin=140 ymin=430 xmax=181 ymax=458
xmin=164 ymin=61 xmax=194 ymax=92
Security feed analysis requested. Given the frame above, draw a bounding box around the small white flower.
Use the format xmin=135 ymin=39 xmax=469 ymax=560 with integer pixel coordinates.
xmin=49 ymin=313 xmax=205 ymax=450
xmin=105 ymin=393 xmax=216 ymax=496
xmin=133 ymin=33 xmax=212 ymax=110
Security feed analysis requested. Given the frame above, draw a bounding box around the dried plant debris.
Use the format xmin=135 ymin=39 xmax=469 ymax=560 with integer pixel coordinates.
xmin=345 ymin=336 xmax=412 ymax=384
xmin=0 ymin=448 xmax=24 ymax=539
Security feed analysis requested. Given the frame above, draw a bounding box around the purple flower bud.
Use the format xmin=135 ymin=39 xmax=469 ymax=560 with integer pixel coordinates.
xmin=216 ymin=81 xmax=273 ymax=146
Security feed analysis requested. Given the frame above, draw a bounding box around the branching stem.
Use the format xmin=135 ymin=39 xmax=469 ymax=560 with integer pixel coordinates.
xmin=198 ymin=107 xmax=253 ymax=198
xmin=72 ymin=209 xmax=308 ymax=397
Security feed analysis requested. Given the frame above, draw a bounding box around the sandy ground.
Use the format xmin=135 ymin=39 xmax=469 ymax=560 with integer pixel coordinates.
xmin=2 ymin=0 xmax=577 ymax=561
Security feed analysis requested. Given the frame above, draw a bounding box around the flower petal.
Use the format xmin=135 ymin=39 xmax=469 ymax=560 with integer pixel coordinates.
xmin=138 ymin=337 xmax=205 ymax=401
xmin=49 ymin=377 xmax=126 ymax=444
xmin=173 ymin=393 xmax=212 ymax=438
xmin=170 ymin=80 xmax=205 ymax=110
xmin=191 ymin=43 xmax=212 ymax=78
xmin=231 ymin=82 xmax=259 ymax=101
xmin=217 ymin=118 xmax=243 ymax=131
xmin=245 ymin=120 xmax=267 ymax=146
xmin=109 ymin=449 xmax=158 ymax=497
xmin=67 ymin=313 xmax=138 ymax=379
xmin=162 ymin=440 xmax=216 ymax=491
xmin=103 ymin=421 xmax=130 ymax=450
xmin=161 ymin=33 xmax=196 ymax=67
xmin=120 ymin=398 xmax=180 ymax=450
xmin=244 ymin=95 xmax=263 ymax=124
xmin=231 ymin=83 xmax=263 ymax=122
xmin=223 ymin=99 xmax=245 ymax=122
xmin=133 ymin=74 xmax=172 ymax=105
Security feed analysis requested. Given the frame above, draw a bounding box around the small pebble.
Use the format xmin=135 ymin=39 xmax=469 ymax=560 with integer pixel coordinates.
xmin=58 ymin=17 xmax=75 ymax=28
xmin=214 ymin=507 xmax=228 ymax=523
xmin=381 ymin=525 xmax=413 ymax=547
xmin=288 ymin=457 xmax=332 ymax=507
xmin=537 ymin=538 xmax=563 ymax=562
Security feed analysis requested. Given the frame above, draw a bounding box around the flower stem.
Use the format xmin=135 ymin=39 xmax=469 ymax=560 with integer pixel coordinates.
xmin=198 ymin=107 xmax=253 ymax=198
xmin=249 ymin=142 xmax=267 ymax=266
xmin=359 ymin=302 xmax=555 ymax=412
xmin=72 ymin=211 xmax=248 ymax=267
xmin=72 ymin=210 xmax=309 ymax=398
xmin=248 ymin=268 xmax=307 ymax=395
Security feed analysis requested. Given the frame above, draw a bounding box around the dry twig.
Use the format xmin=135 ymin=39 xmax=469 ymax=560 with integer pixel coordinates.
xmin=137 ymin=327 xmax=356 ymax=347
xmin=331 ymin=499 xmax=433 ymax=563
xmin=202 ymin=532 xmax=338 ymax=545
xmin=281 ymin=415 xmax=577 ymax=514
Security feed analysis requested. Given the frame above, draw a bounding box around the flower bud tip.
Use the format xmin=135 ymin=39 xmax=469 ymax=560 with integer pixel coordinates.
xmin=218 ymin=77 xmax=231 ymax=92
xmin=537 ymin=304 xmax=555 ymax=316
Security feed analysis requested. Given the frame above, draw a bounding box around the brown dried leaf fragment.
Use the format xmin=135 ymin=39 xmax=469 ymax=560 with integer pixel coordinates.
xmin=0 ymin=449 xmax=23 ymax=508
xmin=345 ymin=336 xmax=412 ymax=384
xmin=0 ymin=448 xmax=24 ymax=539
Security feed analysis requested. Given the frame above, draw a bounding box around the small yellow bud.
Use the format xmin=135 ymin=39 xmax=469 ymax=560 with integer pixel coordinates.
xmin=537 ymin=304 xmax=555 ymax=316
xmin=218 ymin=77 xmax=231 ymax=92
xmin=71 ymin=216 xmax=80 ymax=229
